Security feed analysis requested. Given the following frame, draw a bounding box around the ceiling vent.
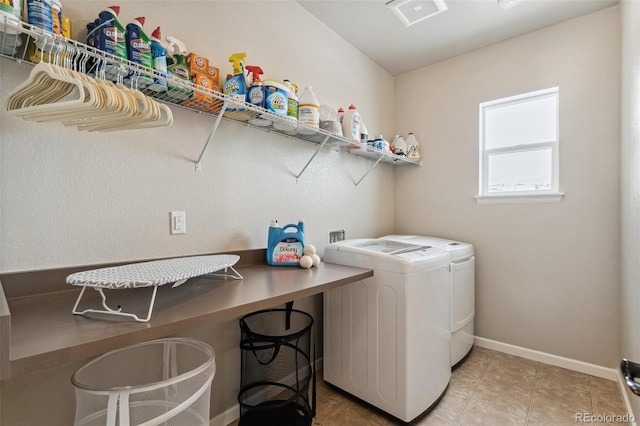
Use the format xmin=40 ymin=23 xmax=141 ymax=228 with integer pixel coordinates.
xmin=387 ymin=0 xmax=448 ymax=27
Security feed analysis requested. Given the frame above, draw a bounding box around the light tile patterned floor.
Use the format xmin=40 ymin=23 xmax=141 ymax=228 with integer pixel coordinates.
xmin=229 ymin=347 xmax=631 ymax=426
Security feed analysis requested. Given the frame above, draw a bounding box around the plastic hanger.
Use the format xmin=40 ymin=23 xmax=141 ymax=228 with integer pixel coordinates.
xmin=5 ymin=52 xmax=173 ymax=131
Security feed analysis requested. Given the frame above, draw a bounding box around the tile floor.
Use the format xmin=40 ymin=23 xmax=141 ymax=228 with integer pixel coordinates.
xmin=229 ymin=347 xmax=631 ymax=426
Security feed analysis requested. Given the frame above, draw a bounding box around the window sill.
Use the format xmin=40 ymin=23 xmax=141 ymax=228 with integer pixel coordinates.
xmin=475 ymin=192 xmax=565 ymax=204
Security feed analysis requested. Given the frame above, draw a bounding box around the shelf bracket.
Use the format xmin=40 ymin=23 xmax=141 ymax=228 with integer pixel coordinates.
xmin=354 ymin=154 xmax=385 ymax=186
xmin=294 ymin=135 xmax=331 ymax=182
xmin=195 ymin=100 xmax=229 ymax=171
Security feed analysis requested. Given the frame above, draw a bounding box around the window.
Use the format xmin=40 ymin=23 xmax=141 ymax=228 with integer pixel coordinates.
xmin=476 ymin=87 xmax=563 ymax=204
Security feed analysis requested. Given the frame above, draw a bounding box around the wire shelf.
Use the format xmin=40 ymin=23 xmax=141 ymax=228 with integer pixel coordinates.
xmin=0 ymin=16 xmax=420 ymax=179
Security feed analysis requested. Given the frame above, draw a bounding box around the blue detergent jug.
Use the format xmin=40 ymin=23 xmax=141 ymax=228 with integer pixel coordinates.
xmin=267 ymin=220 xmax=305 ymax=266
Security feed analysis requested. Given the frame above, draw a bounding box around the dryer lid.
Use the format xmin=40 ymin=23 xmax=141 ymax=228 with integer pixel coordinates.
xmin=325 ymin=238 xmax=450 ymax=272
xmin=351 ymin=240 xmax=426 ymax=256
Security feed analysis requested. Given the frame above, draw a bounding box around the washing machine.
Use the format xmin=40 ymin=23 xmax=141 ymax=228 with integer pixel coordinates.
xmin=323 ymin=239 xmax=451 ymax=423
xmin=381 ymin=235 xmax=475 ymax=367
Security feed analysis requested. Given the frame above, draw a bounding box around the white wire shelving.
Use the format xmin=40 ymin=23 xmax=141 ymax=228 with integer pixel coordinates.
xmin=0 ymin=16 xmax=420 ymax=184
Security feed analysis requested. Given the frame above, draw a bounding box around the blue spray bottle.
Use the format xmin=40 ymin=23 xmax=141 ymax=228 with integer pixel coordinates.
xmin=223 ymin=52 xmax=247 ymax=113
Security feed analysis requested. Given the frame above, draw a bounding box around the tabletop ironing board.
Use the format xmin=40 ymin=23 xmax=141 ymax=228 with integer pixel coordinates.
xmin=67 ymin=255 xmax=243 ymax=322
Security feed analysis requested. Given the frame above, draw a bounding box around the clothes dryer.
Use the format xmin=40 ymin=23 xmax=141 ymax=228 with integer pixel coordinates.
xmin=381 ymin=235 xmax=475 ymax=367
xmin=323 ymin=239 xmax=451 ymax=422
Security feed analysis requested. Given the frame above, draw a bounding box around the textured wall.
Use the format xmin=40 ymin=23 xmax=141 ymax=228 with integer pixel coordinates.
xmin=0 ymin=1 xmax=396 ymax=424
xmin=394 ymin=7 xmax=621 ymax=368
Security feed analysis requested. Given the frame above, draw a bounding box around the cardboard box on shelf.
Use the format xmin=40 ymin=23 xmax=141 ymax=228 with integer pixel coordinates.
xmin=186 ymin=53 xmax=209 ymax=76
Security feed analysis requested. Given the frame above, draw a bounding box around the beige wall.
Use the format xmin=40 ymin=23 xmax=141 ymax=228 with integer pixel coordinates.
xmin=619 ymin=0 xmax=640 ymax=416
xmin=1 ymin=0 xmax=397 ymax=273
xmin=0 ymin=2 xmax=629 ymax=424
xmin=394 ymin=7 xmax=621 ymax=367
xmin=0 ymin=1 xmax=395 ymax=424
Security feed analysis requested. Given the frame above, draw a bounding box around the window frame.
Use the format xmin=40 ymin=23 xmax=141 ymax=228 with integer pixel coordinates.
xmin=476 ymin=87 xmax=564 ymax=204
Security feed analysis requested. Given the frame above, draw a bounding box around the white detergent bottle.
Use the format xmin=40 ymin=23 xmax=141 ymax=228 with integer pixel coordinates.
xmin=342 ymin=104 xmax=361 ymax=142
xmin=406 ymin=132 xmax=420 ymax=161
xmin=392 ymin=135 xmax=407 ymax=156
xmin=297 ymin=86 xmax=320 ymax=135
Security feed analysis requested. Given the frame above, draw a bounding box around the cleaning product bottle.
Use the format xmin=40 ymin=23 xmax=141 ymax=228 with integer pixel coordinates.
xmin=350 ymin=119 xmax=368 ymax=152
xmin=392 ymin=135 xmax=407 ymax=156
xmin=0 ymin=0 xmax=22 ymax=57
xmin=267 ymin=220 xmax=306 ymax=266
xmin=246 ymin=66 xmax=271 ymax=126
xmin=223 ymin=52 xmax=248 ymax=113
xmin=24 ymin=0 xmax=52 ymax=32
xmin=125 ymin=17 xmax=153 ymax=87
xmin=97 ymin=6 xmax=126 ymax=80
xmin=284 ymin=80 xmax=298 ymax=123
xmin=245 ymin=66 xmax=264 ymax=107
xmin=62 ymin=15 xmax=71 ymax=38
xmin=342 ymin=104 xmax=361 ymax=143
xmin=297 ymin=86 xmax=320 ymax=135
xmin=374 ymin=135 xmax=384 ymax=151
xmin=148 ymin=26 xmax=168 ymax=92
xmin=166 ymin=36 xmax=190 ymax=80
xmin=360 ymin=120 xmax=368 ymax=144
xmin=85 ymin=19 xmax=99 ymax=71
xmin=50 ymin=0 xmax=62 ymax=35
xmin=264 ymin=80 xmax=289 ymax=117
xmin=165 ymin=35 xmax=192 ymax=101
xmin=406 ymin=132 xmax=421 ymax=161
xmin=273 ymin=80 xmax=298 ymax=132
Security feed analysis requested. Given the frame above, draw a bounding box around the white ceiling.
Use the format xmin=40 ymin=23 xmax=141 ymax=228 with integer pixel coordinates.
xmin=296 ymin=0 xmax=619 ymax=76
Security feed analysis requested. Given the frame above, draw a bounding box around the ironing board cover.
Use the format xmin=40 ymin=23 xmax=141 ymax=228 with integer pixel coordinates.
xmin=66 ymin=255 xmax=240 ymax=289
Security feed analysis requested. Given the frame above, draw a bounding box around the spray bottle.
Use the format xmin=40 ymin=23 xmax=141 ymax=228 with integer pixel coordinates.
xmin=245 ymin=66 xmax=264 ymax=107
xmin=166 ymin=36 xmax=190 ymax=80
xmin=125 ymin=17 xmax=153 ymax=87
xmin=165 ymin=35 xmax=192 ymax=101
xmin=147 ymin=26 xmax=168 ymax=92
xmin=223 ymin=52 xmax=247 ymax=113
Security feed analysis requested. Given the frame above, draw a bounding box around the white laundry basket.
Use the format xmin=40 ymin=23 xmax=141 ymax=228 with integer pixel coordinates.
xmin=72 ymin=338 xmax=216 ymax=426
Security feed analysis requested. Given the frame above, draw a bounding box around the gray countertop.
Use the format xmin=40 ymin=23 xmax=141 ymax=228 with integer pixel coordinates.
xmin=0 ymin=250 xmax=372 ymax=380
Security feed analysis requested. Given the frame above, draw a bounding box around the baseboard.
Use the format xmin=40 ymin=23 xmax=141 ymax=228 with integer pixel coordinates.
xmin=617 ymin=367 xmax=638 ymax=426
xmin=209 ymin=357 xmax=324 ymax=426
xmin=210 ymin=405 xmax=240 ymax=426
xmin=474 ymin=336 xmax=618 ymax=380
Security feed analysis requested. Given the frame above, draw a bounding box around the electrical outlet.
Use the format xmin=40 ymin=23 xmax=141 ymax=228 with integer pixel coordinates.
xmin=170 ymin=211 xmax=186 ymax=235
xmin=329 ymin=229 xmax=345 ymax=243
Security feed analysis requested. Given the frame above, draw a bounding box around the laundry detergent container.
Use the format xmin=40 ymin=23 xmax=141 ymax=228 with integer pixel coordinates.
xmin=72 ymin=337 xmax=216 ymax=426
